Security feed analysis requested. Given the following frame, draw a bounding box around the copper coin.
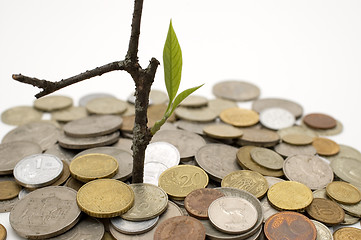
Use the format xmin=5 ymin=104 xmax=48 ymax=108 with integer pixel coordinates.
xmin=306 ymin=198 xmax=345 ymax=226
xmin=153 ymin=216 xmax=205 ymax=240
xmin=264 ymin=211 xmax=317 ymax=240
xmin=312 ymin=137 xmax=340 ymax=156
xmin=0 ymin=224 xmax=6 ymax=240
xmin=0 ymin=181 xmax=21 ymax=200
xmin=333 ymin=227 xmax=361 ymax=239
xmin=303 ymin=113 xmax=337 ymax=130
xmin=184 ymin=188 xmax=224 ymax=219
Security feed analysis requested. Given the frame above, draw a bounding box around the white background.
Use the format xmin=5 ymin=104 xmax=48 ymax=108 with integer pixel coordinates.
xmin=1 ymin=0 xmax=361 ymax=238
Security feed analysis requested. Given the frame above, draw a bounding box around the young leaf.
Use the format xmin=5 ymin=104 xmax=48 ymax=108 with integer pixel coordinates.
xmin=163 ymin=20 xmax=182 ymax=104
xmin=169 ymin=84 xmax=204 ymax=115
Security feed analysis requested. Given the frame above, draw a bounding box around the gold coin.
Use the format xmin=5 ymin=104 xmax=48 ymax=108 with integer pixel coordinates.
xmin=220 ymin=107 xmax=259 ymax=127
xmin=70 ymin=153 xmax=118 ymax=182
xmin=34 ymin=95 xmax=73 ymax=112
xmin=158 ymin=165 xmax=209 ymax=200
xmin=76 ymin=179 xmax=134 ymax=218
xmin=203 ymin=123 xmax=243 ymax=139
xmin=0 ymin=181 xmax=21 ymax=200
xmin=221 ymin=170 xmax=268 ymax=199
xmin=0 ymin=224 xmax=6 ymax=240
xmin=333 ymin=227 xmax=361 ymax=240
xmin=312 ymin=137 xmax=340 ymax=156
xmin=326 ymin=181 xmax=361 ymax=205
xmin=86 ymin=97 xmax=127 ymax=115
xmin=1 ymin=106 xmax=43 ymax=126
xmin=267 ymin=181 xmax=313 ymax=211
xmin=282 ymin=133 xmax=314 ymax=145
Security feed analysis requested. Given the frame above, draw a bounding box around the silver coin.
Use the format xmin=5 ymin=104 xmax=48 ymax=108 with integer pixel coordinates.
xmin=259 ymin=107 xmax=295 ymax=130
xmin=237 ymin=128 xmax=280 ymax=147
xmin=175 ymin=106 xmax=219 ymax=122
xmin=195 ymin=143 xmax=241 ymax=182
xmin=252 ymin=98 xmax=303 ymax=119
xmin=145 ymin=141 xmax=180 ymax=168
xmin=274 ymin=142 xmax=317 ymax=158
xmin=78 ymin=93 xmax=116 ymax=107
xmin=58 ymin=131 xmax=120 ymax=149
xmin=179 ymin=95 xmax=208 ymax=107
xmin=18 ymin=188 xmax=31 ymax=200
xmin=310 ymin=220 xmax=333 ymax=240
xmin=13 ymin=154 xmax=64 ymax=188
xmin=143 ymin=162 xmax=168 ymax=186
xmin=0 ymin=141 xmax=42 ymax=175
xmin=264 ymin=176 xmax=285 ymax=188
xmin=0 ymin=196 xmax=19 ymax=213
xmin=174 ymin=119 xmax=216 ymax=135
xmin=325 ymin=144 xmax=361 ymax=162
xmin=260 ymin=196 xmax=280 ymax=223
xmin=51 ymin=106 xmax=88 ymax=123
xmin=277 ymin=125 xmax=319 ymax=139
xmin=44 ymin=143 xmax=79 ymax=164
xmin=331 ymin=157 xmax=361 ymax=188
xmin=110 ymin=216 xmax=159 ymax=235
xmin=340 ymin=213 xmax=360 ymax=225
xmin=9 ymin=186 xmax=81 ymax=239
xmin=250 ymin=147 xmax=284 ymax=170
xmin=212 ymin=80 xmax=260 ymax=102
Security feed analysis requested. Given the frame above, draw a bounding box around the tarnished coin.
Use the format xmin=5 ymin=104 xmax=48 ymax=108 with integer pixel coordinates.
xmin=303 ymin=113 xmax=337 ymax=130
xmin=207 ymin=98 xmax=238 ymax=116
xmin=51 ymin=106 xmax=88 ymax=123
xmin=237 ymin=128 xmax=280 ymax=147
xmin=0 ymin=196 xmax=19 ymax=213
xmin=331 ymin=157 xmax=361 ymax=188
xmin=252 ymin=97 xmax=303 ymax=118
xmin=174 ymin=120 xmax=216 ymax=135
xmin=341 ymin=213 xmax=360 ymax=225
xmin=208 ymin=196 xmax=258 ymax=234
xmin=10 ymin=186 xmax=81 ymax=239
xmin=195 ymin=143 xmax=241 ymax=182
xmin=2 ymin=121 xmax=59 ymax=151
xmin=212 ymin=80 xmax=260 ymax=101
xmin=77 ymin=179 xmax=134 ymax=218
xmin=65 ymin=177 xmax=84 ymax=192
xmin=184 ymin=188 xmax=224 ymax=219
xmin=79 ymin=93 xmax=116 ymax=107
xmin=86 ymin=97 xmax=127 ymax=115
xmin=333 ymin=227 xmax=361 ymax=239
xmin=110 ymin=216 xmax=159 ymax=235
xmin=283 ymin=154 xmax=334 ymax=190
xmin=48 ymin=216 xmax=104 ymax=240
xmin=34 ymin=95 xmax=73 ymax=112
xmin=145 ymin=141 xmax=180 ymax=168
xmin=175 ymin=105 xmax=218 ymax=122
xmin=250 ymin=147 xmax=284 ymax=170
xmin=0 ymin=181 xmax=21 ymax=200
xmin=306 ymin=198 xmax=345 ymax=225
xmin=13 ymin=154 xmax=63 ymax=188
xmin=154 ymin=216 xmax=206 ymax=240
xmin=274 ymin=142 xmax=317 ymax=158
xmin=0 ymin=224 xmax=5 ymax=240
xmin=325 ymin=144 xmax=361 ymax=162
xmin=282 ymin=133 xmax=314 ymax=145
xmin=312 ymin=137 xmax=340 ymax=156
xmin=203 ymin=123 xmax=243 ymax=139
xmin=0 ymin=141 xmax=42 ymax=175
xmin=122 ymin=183 xmax=168 ymax=221
xmin=310 ymin=220 xmax=333 ymax=240
xmin=259 ymin=107 xmax=295 ymax=130
xmin=264 ymin=211 xmax=317 ymax=240
xmin=51 ymin=160 xmax=71 ymax=186
xmin=58 ymin=130 xmax=120 ymax=149
xmin=220 ymin=107 xmax=259 ymax=127
xmin=1 ymin=105 xmax=43 ymax=125
xmin=70 ymin=153 xmax=118 ymax=182
xmin=326 ymin=181 xmax=361 ymax=205
xmin=180 ymin=95 xmax=208 ymax=107
xmin=267 ymin=181 xmax=313 ymax=211
xmin=44 ymin=143 xmax=78 ymax=164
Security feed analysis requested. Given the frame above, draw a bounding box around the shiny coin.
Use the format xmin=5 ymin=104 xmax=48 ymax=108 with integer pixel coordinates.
xmin=143 ymin=162 xmax=168 ymax=186
xmin=79 ymin=93 xmax=116 ymax=107
xmin=310 ymin=220 xmax=333 ymax=240
xmin=250 ymin=147 xmax=284 ymax=170
xmin=77 ymin=179 xmax=134 ymax=218
xmin=58 ymin=130 xmax=120 ymax=149
xmin=207 ymin=98 xmax=238 ymax=116
xmin=18 ymin=188 xmax=31 ymax=200
xmin=184 ymin=188 xmax=224 ymax=219
xmin=175 ymin=105 xmax=218 ymax=122
xmin=212 ymin=80 xmax=260 ymax=101
xmin=259 ymin=107 xmax=295 ymax=130
xmin=267 ymin=181 xmax=313 ymax=211
xmin=333 ymin=227 xmax=361 ymax=239
xmin=326 ymin=181 xmax=361 ymax=205
xmin=203 ymin=123 xmax=243 ymax=139
xmin=274 ymin=142 xmax=317 ymax=158
xmin=312 ymin=137 xmax=340 ymax=156
xmin=306 ymin=198 xmax=345 ymax=225
xmin=237 ymin=128 xmax=280 ymax=147
xmin=86 ymin=97 xmax=127 ymax=115
xmin=264 ymin=211 xmax=317 ymax=240
xmin=208 ymin=196 xmax=258 ymax=234
xmin=10 ymin=186 xmax=81 ymax=239
xmin=110 ymin=216 xmax=159 ymax=235
xmin=159 ymin=165 xmax=209 ymax=200
xmin=0 ymin=181 xmax=21 ymax=200
xmin=220 ymin=107 xmax=259 ymax=127
xmin=0 ymin=224 xmax=5 ymax=240
xmin=1 ymin=105 xmax=43 ymax=126
xmin=331 ymin=157 xmax=361 ymax=188
xmin=282 ymin=133 xmax=314 ymax=145
xmin=154 ymin=216 xmax=206 ymax=240
xmin=14 ymin=154 xmax=63 ymax=188
xmin=252 ymin=97 xmax=303 ymax=118
xmin=283 ymin=154 xmax=334 ymax=190
xmin=34 ymin=95 xmax=73 ymax=112
xmin=145 ymin=141 xmax=180 ymax=168
xmin=70 ymin=153 xmax=118 ymax=182
xmin=303 ymin=113 xmax=337 ymax=129
xmin=51 ymin=106 xmax=88 ymax=123
xmin=0 ymin=141 xmax=42 ymax=175
xmin=180 ymin=95 xmax=208 ymax=107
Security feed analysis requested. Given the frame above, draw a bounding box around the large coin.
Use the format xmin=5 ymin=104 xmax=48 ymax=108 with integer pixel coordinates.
xmin=34 ymin=95 xmax=73 ymax=112
xmin=252 ymin=98 xmax=303 ymax=118
xmin=331 ymin=157 xmax=361 ymax=188
xmin=1 ymin=106 xmax=43 ymax=125
xmin=220 ymin=107 xmax=259 ymax=127
xmin=9 ymin=186 xmax=81 ymax=239
xmin=212 ymin=80 xmax=260 ymax=101
xmin=85 ymin=97 xmax=127 ymax=115
xmin=58 ymin=131 xmax=120 ymax=149
xmin=259 ymin=107 xmax=295 ymax=130
xmin=306 ymin=198 xmax=345 ymax=226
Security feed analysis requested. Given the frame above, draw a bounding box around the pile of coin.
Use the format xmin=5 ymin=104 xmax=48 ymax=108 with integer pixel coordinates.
xmin=1 ymin=79 xmax=361 ymax=239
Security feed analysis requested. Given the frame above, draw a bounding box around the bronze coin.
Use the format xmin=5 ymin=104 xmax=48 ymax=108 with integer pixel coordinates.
xmin=312 ymin=137 xmax=340 ymax=156
xmin=154 ymin=216 xmax=205 ymax=240
xmin=303 ymin=113 xmax=337 ymax=130
xmin=333 ymin=227 xmax=361 ymax=239
xmin=306 ymin=198 xmax=345 ymax=226
xmin=0 ymin=181 xmax=21 ymax=200
xmin=264 ymin=211 xmax=317 ymax=240
xmin=0 ymin=224 xmax=6 ymax=240
xmin=184 ymin=188 xmax=224 ymax=219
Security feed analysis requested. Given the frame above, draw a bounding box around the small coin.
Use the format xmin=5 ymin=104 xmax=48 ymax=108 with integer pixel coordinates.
xmin=331 ymin=157 xmax=361 ymax=188
xmin=51 ymin=106 xmax=88 ymax=122
xmin=154 ymin=216 xmax=206 ymax=240
xmin=58 ymin=130 xmax=120 ymax=149
xmin=264 ymin=211 xmax=317 ymax=240
xmin=333 ymin=227 xmax=361 ymax=240
xmin=175 ymin=105 xmax=218 ymax=122
xmin=303 ymin=113 xmax=337 ymax=130
xmin=145 ymin=141 xmax=180 ymax=168
xmin=203 ymin=123 xmax=243 ymax=139
xmin=79 ymin=93 xmax=116 ymax=107
xmin=1 ymin=105 xmax=43 ymax=126
xmin=64 ymin=177 xmax=84 ymax=191
xmin=306 ymin=198 xmax=345 ymax=225
xmin=0 ymin=181 xmax=21 ymax=200
xmin=207 ymin=98 xmax=238 ymax=116
xmin=0 ymin=224 xmax=6 ymax=240
xmin=282 ymin=133 xmax=314 ymax=145
xmin=110 ymin=216 xmax=159 ymax=235
xmin=250 ymin=147 xmax=284 ymax=170
xmin=13 ymin=154 xmax=63 ymax=188
xmin=252 ymin=97 xmax=303 ymax=118
xmin=86 ymin=97 xmax=127 ymax=115
xmin=259 ymin=107 xmax=295 ymax=130
xmin=310 ymin=220 xmax=333 ymax=240
xmin=34 ymin=95 xmax=73 ymax=112
xmin=212 ymin=80 xmax=260 ymax=101
xmin=326 ymin=181 xmax=361 ymax=205
xmin=274 ymin=142 xmax=317 ymax=158
xmin=77 ymin=179 xmax=134 ymax=218
xmin=180 ymin=95 xmax=208 ymax=107
xmin=267 ymin=181 xmax=313 ymax=211
xmin=312 ymin=137 xmax=340 ymax=156
xmin=237 ymin=128 xmax=280 ymax=147
xmin=70 ymin=153 xmax=118 ymax=182
xmin=220 ymin=107 xmax=259 ymax=127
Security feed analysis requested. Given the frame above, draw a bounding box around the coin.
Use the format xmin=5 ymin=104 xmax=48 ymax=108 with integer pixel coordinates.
xmin=13 ymin=154 xmax=63 ymax=188
xmin=259 ymin=107 xmax=295 ymax=130
xmin=267 ymin=181 xmax=313 ymax=211
xmin=77 ymin=179 xmax=134 ymax=218
xmin=149 ymin=89 xmax=168 ymax=105
xmin=282 ymin=133 xmax=314 ymax=145
xmin=0 ymin=196 xmax=19 ymax=213
xmin=264 ymin=211 xmax=316 ymax=240
xmin=1 ymin=105 xmax=43 ymax=126
xmin=34 ymin=95 xmax=73 ymax=112
xmin=312 ymin=137 xmax=340 ymax=156
xmin=277 ymin=125 xmax=318 ymax=139
xmin=0 ymin=224 xmax=5 ymax=240
xmin=0 ymin=181 xmax=21 ymax=200
xmin=179 ymin=95 xmax=208 ymax=107
xmin=283 ymin=154 xmax=334 ymax=190
xmin=86 ymin=97 xmax=127 ymax=115
xmin=51 ymin=160 xmax=70 ymax=186
xmin=331 ymin=157 xmax=361 ymax=188
xmin=306 ymin=198 xmax=345 ymax=225
xmin=212 ymin=80 xmax=260 ymax=101
xmin=303 ymin=113 xmax=337 ymax=130
xmin=203 ymin=123 xmax=243 ymax=139
xmin=158 ymin=165 xmax=209 ymax=200
xmin=237 ymin=128 xmax=280 ymax=147
xmin=102 ymin=232 xmax=116 ymax=240
xmin=333 ymin=227 xmax=361 ymax=239
xmin=325 ymin=144 xmax=361 ymax=162
xmin=154 ymin=216 xmax=206 ymax=240
xmin=143 ymin=162 xmax=168 ymax=186
xmin=122 ymin=183 xmax=168 ymax=221
xmin=112 ymin=138 xmax=133 ymax=154
xmin=310 ymin=220 xmax=333 ymax=240
xmin=79 ymin=93 xmax=116 ymax=107
xmin=260 ymin=196 xmax=280 ymax=223
xmin=302 ymin=120 xmax=343 ymax=136
xmin=220 ymin=107 xmax=259 ymax=127
xmin=145 ymin=141 xmax=180 ymax=168
xmin=341 ymin=213 xmax=360 ymax=225
xmin=110 ymin=216 xmax=159 ymax=235
xmin=51 ymin=106 xmax=88 ymax=123
xmin=10 ymin=186 xmax=81 ymax=239
xmin=250 ymin=147 xmax=284 ymax=170
xmin=326 ymin=181 xmax=361 ymax=205
xmin=147 ymin=104 xmax=176 ymax=123
xmin=274 ymin=142 xmax=317 ymax=158
xmin=64 ymin=177 xmax=84 ymax=191
xmin=252 ymin=97 xmax=303 ymax=118
xmin=207 ymin=98 xmax=238 ymax=116
xmin=58 ymin=130 xmax=120 ymax=149
xmin=175 ymin=105 xmax=218 ymax=122
xmin=44 ymin=143 xmax=78 ymax=164
xmin=174 ymin=119 xmax=216 ymax=135
xmin=70 ymin=153 xmax=118 ymax=182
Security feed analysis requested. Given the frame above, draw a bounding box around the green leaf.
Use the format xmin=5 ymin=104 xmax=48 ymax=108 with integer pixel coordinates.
xmin=163 ymin=20 xmax=182 ymax=104
xmin=169 ymin=84 xmax=204 ymax=115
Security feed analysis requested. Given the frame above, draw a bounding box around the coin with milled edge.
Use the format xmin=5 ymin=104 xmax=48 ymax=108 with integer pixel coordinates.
xmin=259 ymin=107 xmax=295 ymax=130
xmin=180 ymin=95 xmax=208 ymax=107
xmin=0 ymin=181 xmax=21 ymax=200
xmin=333 ymin=227 xmax=361 ymax=239
xmin=331 ymin=157 xmax=361 ymax=188
xmin=250 ymin=147 xmax=284 ymax=170
xmin=220 ymin=107 xmax=259 ymax=127
xmin=274 ymin=142 xmax=317 ymax=158
xmin=312 ymin=137 xmax=340 ymax=156
xmin=306 ymin=198 xmax=345 ymax=225
xmin=58 ymin=131 xmax=120 ymax=149
xmin=310 ymin=220 xmax=333 ymax=240
xmin=213 ymin=80 xmax=260 ymax=101
xmin=326 ymin=181 xmax=361 ymax=205
xmin=0 ymin=224 xmax=5 ymax=240
xmin=110 ymin=216 xmax=159 ymax=235
xmin=34 ymin=95 xmax=73 ymax=112
xmin=252 ymin=98 xmax=303 ymax=118
xmin=203 ymin=123 xmax=243 ymax=139
xmin=303 ymin=113 xmax=337 ymax=130
xmin=1 ymin=106 xmax=43 ymax=126
xmin=86 ymin=97 xmax=127 ymax=115
xmin=175 ymin=105 xmax=218 ymax=122
xmin=238 ymin=128 xmax=280 ymax=147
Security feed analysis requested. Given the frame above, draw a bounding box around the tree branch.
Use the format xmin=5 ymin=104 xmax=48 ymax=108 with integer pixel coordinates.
xmin=126 ymin=0 xmax=144 ymax=63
